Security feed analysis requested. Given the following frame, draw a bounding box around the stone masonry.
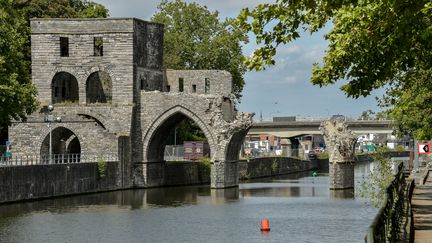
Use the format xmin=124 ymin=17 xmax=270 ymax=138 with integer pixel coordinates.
xmin=320 ymin=117 xmax=357 ymax=189
xmin=9 ymin=18 xmax=253 ymax=189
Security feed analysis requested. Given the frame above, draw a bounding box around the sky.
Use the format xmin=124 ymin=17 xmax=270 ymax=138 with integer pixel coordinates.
xmin=94 ymin=0 xmax=384 ymax=121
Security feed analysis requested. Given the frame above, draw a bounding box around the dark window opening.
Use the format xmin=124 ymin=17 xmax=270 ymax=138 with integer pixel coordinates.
xmin=179 ymin=78 xmax=184 ymax=92
xmin=192 ymin=84 xmax=197 ymax=93
xmin=60 ymin=37 xmax=69 ymax=57
xmin=86 ymin=71 xmax=112 ymax=104
xmin=140 ymin=78 xmax=145 ymax=90
xmin=166 ymin=85 xmax=171 ymax=92
xmin=51 ymin=72 xmax=79 ymax=104
xmin=94 ymin=37 xmax=103 ymax=56
xmin=205 ymin=78 xmax=210 ymax=94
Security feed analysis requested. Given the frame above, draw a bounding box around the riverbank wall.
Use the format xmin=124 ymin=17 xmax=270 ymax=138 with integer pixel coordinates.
xmin=316 ymin=151 xmax=410 ymax=172
xmin=0 ymin=151 xmax=409 ymax=204
xmin=0 ymin=162 xmax=120 ymax=204
xmin=238 ymin=157 xmax=319 ymax=180
xmin=0 ymin=161 xmax=211 ymax=204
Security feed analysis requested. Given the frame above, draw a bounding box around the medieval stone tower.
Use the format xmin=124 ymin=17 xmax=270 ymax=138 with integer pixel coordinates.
xmin=9 ymin=18 xmax=253 ymax=189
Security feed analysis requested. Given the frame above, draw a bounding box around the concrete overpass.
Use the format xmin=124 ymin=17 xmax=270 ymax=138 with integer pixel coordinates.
xmin=249 ymin=120 xmax=394 ymax=138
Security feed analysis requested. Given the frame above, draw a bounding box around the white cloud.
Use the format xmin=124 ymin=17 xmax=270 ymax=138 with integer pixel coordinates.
xmin=93 ymin=0 xmax=381 ymax=118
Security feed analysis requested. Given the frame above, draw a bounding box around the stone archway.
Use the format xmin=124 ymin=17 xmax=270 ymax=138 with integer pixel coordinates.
xmin=40 ymin=127 xmax=81 ymax=163
xmin=86 ymin=71 xmax=112 ymax=104
xmin=51 ymin=72 xmax=79 ymax=104
xmin=144 ymin=106 xmax=216 ymax=163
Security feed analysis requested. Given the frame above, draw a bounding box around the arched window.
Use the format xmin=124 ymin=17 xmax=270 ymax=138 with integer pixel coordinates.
xmin=86 ymin=71 xmax=112 ymax=104
xmin=51 ymin=72 xmax=79 ymax=104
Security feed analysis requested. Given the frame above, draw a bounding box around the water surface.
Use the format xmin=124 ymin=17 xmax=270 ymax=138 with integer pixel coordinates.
xmin=0 ymin=164 xmax=377 ymax=243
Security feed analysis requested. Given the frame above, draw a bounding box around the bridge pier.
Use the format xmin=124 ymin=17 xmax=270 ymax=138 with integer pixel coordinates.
xmin=329 ymin=162 xmax=354 ymax=189
xmin=210 ymin=161 xmax=239 ymax=188
xmin=320 ymin=118 xmax=357 ymax=190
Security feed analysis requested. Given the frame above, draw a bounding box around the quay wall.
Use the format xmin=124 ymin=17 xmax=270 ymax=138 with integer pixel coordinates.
xmin=2 ymin=152 xmax=408 ymax=203
xmin=0 ymin=162 xmax=120 ymax=204
xmin=238 ymin=157 xmax=319 ymax=180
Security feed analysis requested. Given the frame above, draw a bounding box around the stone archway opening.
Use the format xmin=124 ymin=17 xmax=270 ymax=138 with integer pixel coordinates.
xmin=51 ymin=72 xmax=79 ymax=104
xmin=146 ymin=112 xmax=212 ymax=186
xmin=147 ymin=112 xmax=210 ymax=162
xmin=40 ymin=127 xmax=81 ymax=163
xmin=86 ymin=71 xmax=112 ymax=104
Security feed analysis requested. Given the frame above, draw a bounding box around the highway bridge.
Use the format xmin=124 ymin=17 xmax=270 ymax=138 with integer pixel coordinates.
xmin=249 ymin=120 xmax=395 ymax=138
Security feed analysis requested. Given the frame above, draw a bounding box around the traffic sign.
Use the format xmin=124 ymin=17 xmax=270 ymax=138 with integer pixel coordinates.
xmin=418 ymin=143 xmax=430 ymax=154
xmin=5 ymin=141 xmax=10 ymax=147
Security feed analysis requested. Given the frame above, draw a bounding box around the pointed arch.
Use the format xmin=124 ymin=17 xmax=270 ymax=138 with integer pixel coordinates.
xmin=143 ymin=105 xmax=216 ymax=162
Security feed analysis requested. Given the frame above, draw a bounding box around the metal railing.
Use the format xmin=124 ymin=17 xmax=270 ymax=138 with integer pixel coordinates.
xmin=164 ymin=145 xmax=185 ymax=161
xmin=365 ymin=163 xmax=406 ymax=242
xmin=0 ymin=153 xmax=118 ymax=166
xmin=242 ymin=149 xmax=309 ymax=160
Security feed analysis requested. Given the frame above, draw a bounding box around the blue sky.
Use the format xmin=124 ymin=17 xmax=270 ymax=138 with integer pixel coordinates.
xmin=94 ymin=0 xmax=383 ymax=121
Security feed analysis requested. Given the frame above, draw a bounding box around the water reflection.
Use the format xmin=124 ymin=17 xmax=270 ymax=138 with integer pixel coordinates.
xmin=0 ymin=163 xmax=373 ymax=218
xmin=0 ymin=162 xmax=378 ymax=243
xmin=330 ymin=188 xmax=355 ymax=199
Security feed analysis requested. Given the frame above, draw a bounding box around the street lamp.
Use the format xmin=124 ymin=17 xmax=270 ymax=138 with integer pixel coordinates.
xmin=45 ymin=104 xmax=61 ymax=164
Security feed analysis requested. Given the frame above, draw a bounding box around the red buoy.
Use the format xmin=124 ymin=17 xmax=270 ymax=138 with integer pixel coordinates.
xmin=260 ymin=219 xmax=270 ymax=231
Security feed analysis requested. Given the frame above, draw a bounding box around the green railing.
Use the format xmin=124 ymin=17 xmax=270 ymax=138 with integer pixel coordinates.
xmin=365 ymin=163 xmax=407 ymax=242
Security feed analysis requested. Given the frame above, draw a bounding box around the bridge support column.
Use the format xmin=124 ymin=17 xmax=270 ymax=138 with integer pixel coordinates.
xmin=211 ymin=161 xmax=239 ymax=188
xmin=320 ymin=118 xmax=357 ymax=190
xmin=329 ymin=162 xmax=354 ymax=189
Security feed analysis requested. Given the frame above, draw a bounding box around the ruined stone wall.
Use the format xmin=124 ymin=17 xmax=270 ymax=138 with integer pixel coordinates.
xmin=8 ymin=104 xmax=133 ymax=156
xmin=9 ymin=113 xmax=117 ymax=157
xmin=31 ymin=18 xmax=136 ymax=106
xmin=9 ymin=18 xmax=252 ymax=190
xmin=134 ymin=20 xmax=164 ymax=92
xmin=165 ymin=70 xmax=232 ymax=96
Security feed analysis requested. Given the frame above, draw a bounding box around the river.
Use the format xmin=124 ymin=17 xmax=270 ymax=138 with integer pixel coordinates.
xmin=0 ymin=162 xmax=377 ymax=243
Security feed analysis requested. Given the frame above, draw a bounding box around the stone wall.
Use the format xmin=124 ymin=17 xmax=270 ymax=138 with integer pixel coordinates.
xmin=238 ymin=157 xmax=319 ymax=180
xmin=329 ymin=162 xmax=354 ymax=189
xmin=164 ymin=70 xmax=232 ymax=96
xmin=0 ymin=162 xmax=119 ymax=204
xmin=31 ymin=18 xmax=136 ymax=106
xmin=164 ymin=161 xmax=210 ymax=186
xmin=10 ymin=18 xmax=253 ymax=190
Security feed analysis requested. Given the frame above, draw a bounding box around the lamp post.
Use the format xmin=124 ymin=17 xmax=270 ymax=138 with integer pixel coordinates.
xmin=45 ymin=104 xmax=61 ymax=164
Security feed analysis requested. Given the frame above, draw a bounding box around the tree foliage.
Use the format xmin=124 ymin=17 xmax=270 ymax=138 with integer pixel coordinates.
xmin=151 ymin=0 xmax=248 ymax=99
xmin=0 ymin=0 xmax=108 ymax=128
xmin=237 ymin=0 xmax=432 ymax=139
xmin=358 ymin=147 xmax=395 ymax=207
xmin=0 ymin=0 xmax=37 ymax=127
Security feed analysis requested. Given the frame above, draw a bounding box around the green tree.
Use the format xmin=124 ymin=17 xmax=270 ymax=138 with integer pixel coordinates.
xmin=237 ymin=0 xmax=432 ymax=139
xmin=0 ymin=0 xmax=38 ymax=127
xmin=359 ymin=110 xmax=375 ymax=120
xmin=0 ymin=0 xmax=108 ymax=128
xmin=151 ymin=0 xmax=247 ymax=99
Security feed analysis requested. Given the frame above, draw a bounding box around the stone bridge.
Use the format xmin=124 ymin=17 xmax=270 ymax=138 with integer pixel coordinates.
xmin=9 ymin=18 xmax=253 ymax=189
